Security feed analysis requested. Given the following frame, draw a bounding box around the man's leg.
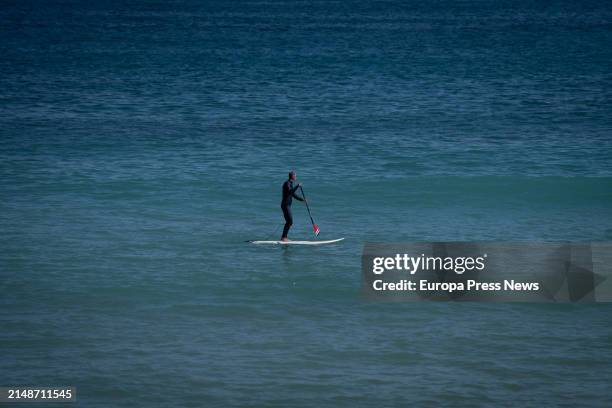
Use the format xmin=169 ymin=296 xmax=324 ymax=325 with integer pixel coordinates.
xmin=281 ymin=206 xmax=293 ymax=240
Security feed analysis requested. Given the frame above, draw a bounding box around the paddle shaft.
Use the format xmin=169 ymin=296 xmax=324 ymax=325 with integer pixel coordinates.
xmin=299 ymin=186 xmax=316 ymax=225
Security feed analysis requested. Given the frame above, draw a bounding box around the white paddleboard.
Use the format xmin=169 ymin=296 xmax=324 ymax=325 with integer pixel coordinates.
xmin=248 ymin=238 xmax=344 ymax=245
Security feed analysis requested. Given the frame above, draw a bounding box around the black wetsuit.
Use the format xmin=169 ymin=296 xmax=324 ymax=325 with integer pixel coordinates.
xmin=281 ymin=179 xmax=304 ymax=239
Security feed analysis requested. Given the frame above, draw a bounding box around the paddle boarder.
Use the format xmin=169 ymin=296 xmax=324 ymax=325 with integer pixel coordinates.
xmin=281 ymin=171 xmax=306 ymax=241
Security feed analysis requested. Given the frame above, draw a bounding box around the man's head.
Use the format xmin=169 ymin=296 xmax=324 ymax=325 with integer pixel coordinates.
xmin=288 ymin=171 xmax=296 ymax=181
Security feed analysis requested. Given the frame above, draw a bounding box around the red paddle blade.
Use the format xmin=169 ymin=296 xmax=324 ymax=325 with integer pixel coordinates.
xmin=313 ymin=224 xmax=320 ymax=236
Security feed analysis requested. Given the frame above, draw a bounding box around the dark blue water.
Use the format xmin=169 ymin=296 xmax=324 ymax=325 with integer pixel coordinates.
xmin=2 ymin=1 xmax=612 ymax=406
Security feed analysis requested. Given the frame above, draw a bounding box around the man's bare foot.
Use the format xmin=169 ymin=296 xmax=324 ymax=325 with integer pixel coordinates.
xmin=280 ymin=237 xmax=289 ymax=242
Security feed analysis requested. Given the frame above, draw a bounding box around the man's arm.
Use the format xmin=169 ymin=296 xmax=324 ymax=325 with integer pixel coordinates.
xmin=292 ymin=184 xmax=304 ymax=201
xmin=292 ymin=191 xmax=304 ymax=201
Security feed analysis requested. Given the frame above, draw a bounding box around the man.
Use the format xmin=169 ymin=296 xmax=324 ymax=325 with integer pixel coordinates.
xmin=280 ymin=171 xmax=306 ymax=241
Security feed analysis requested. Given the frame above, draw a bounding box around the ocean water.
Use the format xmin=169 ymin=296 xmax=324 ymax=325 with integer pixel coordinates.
xmin=2 ymin=0 xmax=612 ymax=406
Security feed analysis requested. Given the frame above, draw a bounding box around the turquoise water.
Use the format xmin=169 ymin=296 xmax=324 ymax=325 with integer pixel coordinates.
xmin=2 ymin=1 xmax=612 ymax=406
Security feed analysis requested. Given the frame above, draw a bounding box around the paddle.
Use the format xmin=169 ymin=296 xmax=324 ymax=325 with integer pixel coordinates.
xmin=299 ymin=186 xmax=320 ymax=236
